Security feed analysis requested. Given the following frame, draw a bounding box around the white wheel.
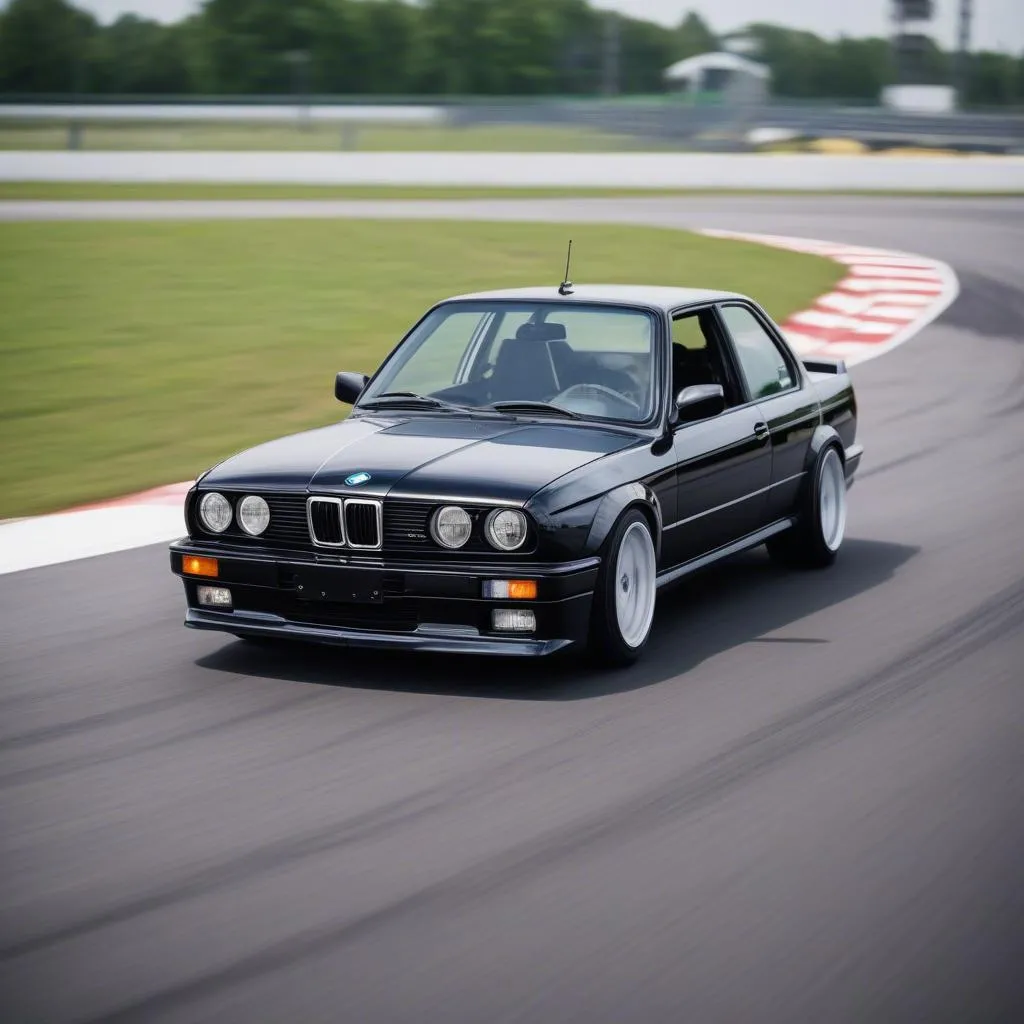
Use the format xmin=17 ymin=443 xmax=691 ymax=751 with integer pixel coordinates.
xmin=766 ymin=443 xmax=847 ymax=569
xmin=614 ymin=521 xmax=657 ymax=649
xmin=819 ymin=447 xmax=847 ymax=553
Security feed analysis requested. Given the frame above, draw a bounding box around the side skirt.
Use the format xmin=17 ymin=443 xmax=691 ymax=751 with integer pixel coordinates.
xmin=656 ymin=518 xmax=794 ymax=590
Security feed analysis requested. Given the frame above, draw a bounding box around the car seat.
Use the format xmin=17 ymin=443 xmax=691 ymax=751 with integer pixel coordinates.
xmin=488 ymin=323 xmax=564 ymax=402
xmin=672 ymin=343 xmax=719 ymax=396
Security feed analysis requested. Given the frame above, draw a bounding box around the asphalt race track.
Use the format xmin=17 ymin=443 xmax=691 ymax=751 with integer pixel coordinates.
xmin=2 ymin=197 xmax=1023 ymax=1023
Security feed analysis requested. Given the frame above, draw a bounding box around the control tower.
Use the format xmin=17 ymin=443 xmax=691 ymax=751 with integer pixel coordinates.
xmin=888 ymin=0 xmax=968 ymax=110
xmin=891 ymin=0 xmax=938 ymax=85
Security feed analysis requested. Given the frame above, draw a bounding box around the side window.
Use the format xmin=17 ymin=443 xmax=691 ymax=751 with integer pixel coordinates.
xmin=720 ymin=305 xmax=794 ymax=400
xmin=671 ymin=313 xmax=708 ymax=351
xmin=671 ymin=309 xmax=743 ymax=407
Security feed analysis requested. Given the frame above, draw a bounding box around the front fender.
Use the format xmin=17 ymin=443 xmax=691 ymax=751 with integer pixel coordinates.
xmin=584 ymin=482 xmax=663 ymax=559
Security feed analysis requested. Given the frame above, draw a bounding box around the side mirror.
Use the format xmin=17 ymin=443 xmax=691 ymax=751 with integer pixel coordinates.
xmin=675 ymin=383 xmax=725 ymax=423
xmin=335 ymin=371 xmax=369 ymax=405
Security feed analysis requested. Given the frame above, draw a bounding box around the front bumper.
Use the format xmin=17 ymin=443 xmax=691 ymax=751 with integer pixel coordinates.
xmin=170 ymin=541 xmax=598 ymax=657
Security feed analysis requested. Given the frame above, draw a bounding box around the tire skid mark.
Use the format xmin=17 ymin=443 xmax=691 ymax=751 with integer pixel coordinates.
xmin=0 ymin=691 xmax=327 ymax=790
xmin=0 ymin=686 xmax=213 ymax=752
xmin=0 ymin=788 xmax=433 ymax=964
xmin=0 ymin=703 xmax=621 ymax=962
xmin=81 ymin=580 xmax=1024 ymax=1024
xmin=856 ymin=444 xmax=945 ymax=481
xmin=873 ymin=396 xmax=955 ymax=428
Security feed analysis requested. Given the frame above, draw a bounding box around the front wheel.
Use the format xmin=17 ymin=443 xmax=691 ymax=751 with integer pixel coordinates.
xmin=587 ymin=510 xmax=658 ymax=667
xmin=767 ymin=445 xmax=847 ymax=569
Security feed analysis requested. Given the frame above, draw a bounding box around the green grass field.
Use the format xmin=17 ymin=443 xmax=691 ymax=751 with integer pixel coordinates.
xmin=0 ymin=120 xmax=652 ymax=152
xmin=0 ymin=219 xmax=842 ymax=518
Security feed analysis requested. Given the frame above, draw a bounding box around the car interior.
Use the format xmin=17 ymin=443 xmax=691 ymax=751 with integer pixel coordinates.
xmin=430 ymin=306 xmax=744 ymax=421
xmin=671 ymin=308 xmax=743 ymax=407
xmin=474 ymin=320 xmax=648 ymax=419
xmin=486 ymin=323 xmax=567 ymax=403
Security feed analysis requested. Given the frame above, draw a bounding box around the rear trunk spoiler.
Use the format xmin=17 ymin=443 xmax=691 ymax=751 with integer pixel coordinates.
xmin=802 ymin=357 xmax=847 ymax=375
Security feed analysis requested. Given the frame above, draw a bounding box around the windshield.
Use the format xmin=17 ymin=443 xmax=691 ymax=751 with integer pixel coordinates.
xmin=358 ymin=301 xmax=658 ymax=424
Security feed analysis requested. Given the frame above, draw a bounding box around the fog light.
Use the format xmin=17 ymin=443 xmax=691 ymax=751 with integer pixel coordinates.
xmin=197 ymin=585 xmax=232 ymax=608
xmin=482 ymin=580 xmax=537 ymax=600
xmin=183 ymin=555 xmax=218 ymax=577
xmin=492 ymin=609 xmax=536 ymax=633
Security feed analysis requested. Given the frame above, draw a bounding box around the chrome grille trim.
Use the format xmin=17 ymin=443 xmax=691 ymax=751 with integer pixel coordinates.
xmin=343 ymin=498 xmax=383 ymax=550
xmin=306 ymin=496 xmax=345 ymax=548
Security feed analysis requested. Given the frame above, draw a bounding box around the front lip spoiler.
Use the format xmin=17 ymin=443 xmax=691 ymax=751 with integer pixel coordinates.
xmin=186 ymin=608 xmax=573 ymax=657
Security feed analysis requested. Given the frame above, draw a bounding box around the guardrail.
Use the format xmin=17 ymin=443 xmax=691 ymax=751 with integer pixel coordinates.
xmin=449 ymin=101 xmax=1024 ymax=152
xmin=0 ymin=102 xmax=447 ymax=151
xmin=1 ymin=99 xmax=1022 ymax=153
xmin=0 ymin=103 xmax=444 ymax=123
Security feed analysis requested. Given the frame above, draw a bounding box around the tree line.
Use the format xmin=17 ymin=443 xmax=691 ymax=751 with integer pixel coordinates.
xmin=0 ymin=0 xmax=1021 ymax=106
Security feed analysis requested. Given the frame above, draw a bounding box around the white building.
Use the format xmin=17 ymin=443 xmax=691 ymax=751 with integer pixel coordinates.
xmin=663 ymin=51 xmax=771 ymax=102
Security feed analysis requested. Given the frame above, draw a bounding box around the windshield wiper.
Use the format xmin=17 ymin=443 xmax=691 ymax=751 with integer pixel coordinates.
xmin=359 ymin=392 xmax=467 ymax=412
xmin=487 ymin=401 xmax=582 ymax=420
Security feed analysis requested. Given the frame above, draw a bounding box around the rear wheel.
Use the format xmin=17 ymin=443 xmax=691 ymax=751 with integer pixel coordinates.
xmin=767 ymin=445 xmax=847 ymax=569
xmin=587 ymin=510 xmax=658 ymax=667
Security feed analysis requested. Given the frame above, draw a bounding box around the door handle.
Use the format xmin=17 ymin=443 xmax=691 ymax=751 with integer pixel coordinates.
xmin=753 ymin=422 xmax=770 ymax=441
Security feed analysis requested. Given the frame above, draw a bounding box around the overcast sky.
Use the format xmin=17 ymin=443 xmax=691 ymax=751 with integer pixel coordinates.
xmin=76 ymin=0 xmax=1024 ymax=54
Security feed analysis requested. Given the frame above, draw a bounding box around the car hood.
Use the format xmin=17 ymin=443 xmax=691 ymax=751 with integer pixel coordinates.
xmin=201 ymin=413 xmax=639 ymax=505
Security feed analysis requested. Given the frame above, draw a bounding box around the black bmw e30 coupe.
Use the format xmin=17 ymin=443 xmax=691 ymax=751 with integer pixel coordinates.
xmin=170 ymin=283 xmax=861 ymax=666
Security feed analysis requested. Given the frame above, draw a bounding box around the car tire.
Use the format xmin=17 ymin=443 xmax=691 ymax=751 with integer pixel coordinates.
xmin=587 ymin=509 xmax=658 ymax=667
xmin=767 ymin=444 xmax=847 ymax=569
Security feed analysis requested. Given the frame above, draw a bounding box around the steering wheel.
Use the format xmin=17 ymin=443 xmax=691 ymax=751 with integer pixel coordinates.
xmin=553 ymin=383 xmax=642 ymax=418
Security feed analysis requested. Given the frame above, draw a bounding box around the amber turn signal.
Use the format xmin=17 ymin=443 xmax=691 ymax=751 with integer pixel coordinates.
xmin=183 ymin=555 xmax=218 ymax=578
xmin=482 ymin=579 xmax=537 ymax=600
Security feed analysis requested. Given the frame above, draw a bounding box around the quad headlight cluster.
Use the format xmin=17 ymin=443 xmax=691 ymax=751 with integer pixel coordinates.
xmin=197 ymin=492 xmax=271 ymax=536
xmin=197 ymin=493 xmax=527 ymax=550
xmin=430 ymin=505 xmax=529 ymax=552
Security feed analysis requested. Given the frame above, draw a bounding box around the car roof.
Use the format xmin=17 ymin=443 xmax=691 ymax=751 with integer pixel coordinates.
xmin=445 ymin=284 xmax=747 ymax=313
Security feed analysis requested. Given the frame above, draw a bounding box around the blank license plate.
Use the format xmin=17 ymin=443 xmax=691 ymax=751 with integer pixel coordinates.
xmin=294 ymin=567 xmax=384 ymax=604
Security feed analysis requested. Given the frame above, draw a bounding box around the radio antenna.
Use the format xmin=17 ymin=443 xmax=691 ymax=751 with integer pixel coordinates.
xmin=558 ymin=239 xmax=574 ymax=295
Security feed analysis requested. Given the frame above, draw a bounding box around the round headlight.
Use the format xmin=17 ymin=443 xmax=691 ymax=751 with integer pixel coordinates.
xmin=238 ymin=495 xmax=271 ymax=536
xmin=198 ymin=491 xmax=232 ymax=533
xmin=485 ymin=509 xmax=528 ymax=551
xmin=431 ymin=506 xmax=473 ymax=549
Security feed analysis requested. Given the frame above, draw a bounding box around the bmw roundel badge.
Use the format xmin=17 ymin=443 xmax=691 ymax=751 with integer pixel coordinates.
xmin=345 ymin=471 xmax=372 ymax=487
